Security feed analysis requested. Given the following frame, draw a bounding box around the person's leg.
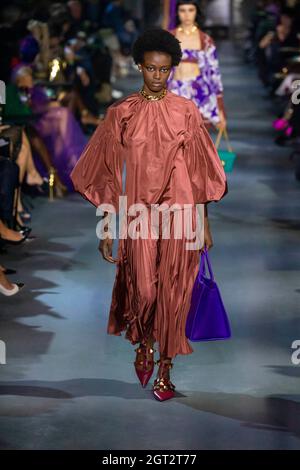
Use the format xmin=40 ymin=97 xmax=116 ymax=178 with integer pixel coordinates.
xmin=15 ymin=131 xmax=43 ymax=217
xmin=27 ymin=127 xmax=68 ymax=196
xmin=0 ymin=219 xmax=24 ymax=242
xmin=16 ymin=131 xmax=43 ymax=186
xmin=107 ymin=211 xmax=159 ymax=385
xmin=0 ymin=269 xmax=15 ymax=291
xmin=0 ymin=266 xmax=24 ymax=296
xmin=155 ymin=350 xmax=174 ymax=386
xmin=108 ymin=211 xmax=159 ymax=344
xmin=154 ymin=207 xmax=201 ymax=385
xmin=27 ymin=125 xmax=53 ymax=171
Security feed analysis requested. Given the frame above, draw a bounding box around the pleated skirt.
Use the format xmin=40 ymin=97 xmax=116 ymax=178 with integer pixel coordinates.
xmin=106 ymin=206 xmax=203 ymax=358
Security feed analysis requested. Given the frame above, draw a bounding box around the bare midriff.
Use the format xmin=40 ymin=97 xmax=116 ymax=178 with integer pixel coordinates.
xmin=173 ymin=61 xmax=201 ymax=80
xmin=173 ymin=27 xmax=202 ymax=81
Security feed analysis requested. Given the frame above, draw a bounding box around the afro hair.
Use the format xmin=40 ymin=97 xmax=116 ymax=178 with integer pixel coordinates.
xmin=131 ymin=28 xmax=182 ymax=67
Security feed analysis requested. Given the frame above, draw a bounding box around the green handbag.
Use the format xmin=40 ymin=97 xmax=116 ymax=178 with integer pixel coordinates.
xmin=215 ymin=127 xmax=237 ymax=173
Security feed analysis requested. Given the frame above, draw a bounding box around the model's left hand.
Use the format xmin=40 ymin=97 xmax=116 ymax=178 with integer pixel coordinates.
xmin=201 ymin=218 xmax=213 ymax=253
xmin=215 ymin=111 xmax=227 ymax=131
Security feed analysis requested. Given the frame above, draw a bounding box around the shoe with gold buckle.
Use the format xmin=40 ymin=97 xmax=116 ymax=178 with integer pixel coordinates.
xmin=153 ymin=359 xmax=176 ymax=401
xmin=134 ymin=344 xmax=156 ymax=388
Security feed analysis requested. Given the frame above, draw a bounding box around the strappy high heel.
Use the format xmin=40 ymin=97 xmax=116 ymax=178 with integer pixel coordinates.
xmin=153 ymin=359 xmax=176 ymax=401
xmin=134 ymin=344 xmax=156 ymax=388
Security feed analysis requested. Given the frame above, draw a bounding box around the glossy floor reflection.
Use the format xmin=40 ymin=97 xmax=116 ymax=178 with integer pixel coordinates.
xmin=0 ymin=42 xmax=300 ymax=449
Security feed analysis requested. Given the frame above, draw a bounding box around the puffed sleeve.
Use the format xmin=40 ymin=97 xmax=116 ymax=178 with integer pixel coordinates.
xmin=184 ymin=101 xmax=228 ymax=204
xmin=70 ymin=105 xmax=124 ymax=214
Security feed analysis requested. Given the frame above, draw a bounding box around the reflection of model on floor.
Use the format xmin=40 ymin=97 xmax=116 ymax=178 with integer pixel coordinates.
xmin=71 ymin=28 xmax=228 ymax=402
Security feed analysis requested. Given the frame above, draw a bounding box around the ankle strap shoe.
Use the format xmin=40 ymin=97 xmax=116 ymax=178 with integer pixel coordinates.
xmin=153 ymin=359 xmax=176 ymax=401
xmin=134 ymin=345 xmax=156 ymax=388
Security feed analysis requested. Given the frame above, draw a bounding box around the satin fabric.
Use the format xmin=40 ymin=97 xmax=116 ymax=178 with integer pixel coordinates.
xmin=70 ymin=89 xmax=228 ymax=358
xmin=108 ymin=207 xmax=204 ymax=358
xmin=70 ymin=89 xmax=227 ymax=212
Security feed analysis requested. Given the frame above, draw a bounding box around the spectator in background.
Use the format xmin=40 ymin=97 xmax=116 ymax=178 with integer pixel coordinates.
xmin=64 ymin=35 xmax=98 ymax=115
xmin=102 ymin=0 xmax=139 ymax=55
xmin=66 ymin=0 xmax=86 ymax=40
xmin=259 ymin=7 xmax=299 ymax=89
xmin=11 ymin=65 xmax=87 ymax=192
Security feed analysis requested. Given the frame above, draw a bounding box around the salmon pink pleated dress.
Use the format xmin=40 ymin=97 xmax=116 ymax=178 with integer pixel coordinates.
xmin=70 ymin=89 xmax=228 ymax=358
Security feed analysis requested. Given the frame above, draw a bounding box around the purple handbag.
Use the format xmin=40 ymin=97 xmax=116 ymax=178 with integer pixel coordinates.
xmin=185 ymin=247 xmax=231 ymax=341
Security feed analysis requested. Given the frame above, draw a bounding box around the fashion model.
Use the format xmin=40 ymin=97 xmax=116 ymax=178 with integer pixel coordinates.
xmin=166 ymin=0 xmax=226 ymax=130
xmin=70 ymin=28 xmax=228 ymax=401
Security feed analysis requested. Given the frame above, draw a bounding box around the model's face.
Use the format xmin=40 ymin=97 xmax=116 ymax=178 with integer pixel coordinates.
xmin=178 ymin=4 xmax=197 ymax=26
xmin=139 ymin=51 xmax=172 ymax=94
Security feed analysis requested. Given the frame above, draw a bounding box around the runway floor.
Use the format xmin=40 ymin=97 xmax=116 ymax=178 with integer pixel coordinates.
xmin=1 ymin=42 xmax=300 ymax=450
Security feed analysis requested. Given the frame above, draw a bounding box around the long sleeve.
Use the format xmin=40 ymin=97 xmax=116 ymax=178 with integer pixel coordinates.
xmin=70 ymin=105 xmax=124 ymax=214
xmin=211 ymin=38 xmax=226 ymax=117
xmin=184 ymin=101 xmax=228 ymax=204
xmin=206 ymin=37 xmax=224 ymax=97
xmin=205 ymin=36 xmax=226 ymax=118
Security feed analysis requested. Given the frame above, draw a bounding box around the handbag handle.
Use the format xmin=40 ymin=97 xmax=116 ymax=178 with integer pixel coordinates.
xmin=199 ymin=246 xmax=214 ymax=281
xmin=215 ymin=126 xmax=233 ymax=153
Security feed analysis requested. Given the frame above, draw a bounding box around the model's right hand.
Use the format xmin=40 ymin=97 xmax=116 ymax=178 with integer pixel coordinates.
xmin=98 ymin=237 xmax=118 ymax=264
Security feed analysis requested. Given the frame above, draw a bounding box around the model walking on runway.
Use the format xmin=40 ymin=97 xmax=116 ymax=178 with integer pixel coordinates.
xmin=70 ymin=28 xmax=228 ymax=401
xmin=166 ymin=0 xmax=226 ymax=130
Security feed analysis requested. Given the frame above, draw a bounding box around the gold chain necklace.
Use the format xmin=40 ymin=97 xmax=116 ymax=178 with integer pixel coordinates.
xmin=140 ymin=87 xmax=167 ymax=101
xmin=177 ymin=25 xmax=198 ymax=35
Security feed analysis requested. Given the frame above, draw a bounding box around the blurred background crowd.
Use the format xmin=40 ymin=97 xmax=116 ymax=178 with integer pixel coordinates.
xmin=244 ymin=0 xmax=300 ymax=154
xmin=0 ymin=0 xmax=300 ymax=295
